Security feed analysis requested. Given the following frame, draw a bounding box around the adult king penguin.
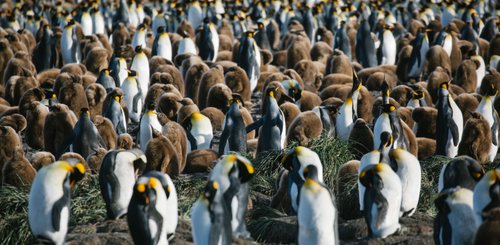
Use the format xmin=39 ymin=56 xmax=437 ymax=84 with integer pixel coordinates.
xmin=219 ymin=96 xmax=247 ymax=155
xmin=246 ymin=87 xmax=286 ymax=154
xmin=356 ymin=19 xmax=377 ymax=68
xmin=127 ymin=176 xmax=170 ymax=245
xmin=198 ymin=18 xmax=219 ymax=62
xmin=209 ymin=154 xmax=254 ymax=238
xmin=139 ymin=102 xmax=163 ymax=152
xmin=191 ymin=180 xmax=232 ymax=245
xmin=237 ymin=31 xmax=261 ymax=93
xmin=298 ymin=165 xmax=338 ymax=245
xmin=152 ymin=26 xmax=172 ymax=61
xmin=435 ymin=82 xmax=463 ymax=158
xmin=28 ymin=161 xmax=85 ymax=245
xmin=336 ymin=70 xmax=362 ymax=141
xmin=359 ymin=163 xmax=402 ymax=238
xmin=132 ymin=24 xmax=148 ymax=49
xmin=282 ymin=146 xmax=324 ymax=214
xmin=389 ymin=148 xmax=421 ymax=217
xmin=475 ymin=83 xmax=498 ymax=162
xmin=373 ymin=104 xmax=409 ymax=151
xmin=61 ymin=19 xmax=81 ymax=65
xmin=99 ymin=149 xmax=147 ymax=219
xmin=377 ymin=24 xmax=397 ymax=65
xmin=473 ymin=168 xmax=500 ymax=224
xmin=96 ymin=68 xmax=116 ymax=92
xmin=183 ymin=112 xmax=213 ymax=153
xmin=65 ymin=108 xmax=105 ymax=160
xmin=130 ymin=45 xmax=150 ymax=100
xmin=407 ymin=29 xmax=429 ymax=80
xmin=121 ymin=70 xmax=143 ymax=123
xmin=109 ymin=52 xmax=129 ymax=87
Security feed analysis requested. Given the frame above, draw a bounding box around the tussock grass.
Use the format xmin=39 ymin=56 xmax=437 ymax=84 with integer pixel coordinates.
xmin=0 ymin=186 xmax=30 ymax=245
xmin=173 ymin=174 xmax=208 ymax=219
xmin=418 ymin=155 xmax=450 ymax=216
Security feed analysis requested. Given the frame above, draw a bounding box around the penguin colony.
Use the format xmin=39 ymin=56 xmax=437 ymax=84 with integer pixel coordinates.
xmin=0 ymin=0 xmax=497 ymax=244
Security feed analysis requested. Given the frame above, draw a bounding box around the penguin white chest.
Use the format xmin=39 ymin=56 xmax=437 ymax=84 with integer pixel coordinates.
xmin=191 ymin=200 xmax=213 ymax=245
xmin=298 ymin=187 xmax=336 ymax=245
xmin=112 ymin=152 xmax=137 ymax=216
xmin=130 ymin=54 xmax=150 ymax=97
xmin=447 ymin=99 xmax=463 ymax=157
xmin=373 ymin=114 xmax=392 ymax=149
xmin=381 ymin=31 xmax=396 ymax=65
xmin=335 ymin=102 xmax=354 ymax=141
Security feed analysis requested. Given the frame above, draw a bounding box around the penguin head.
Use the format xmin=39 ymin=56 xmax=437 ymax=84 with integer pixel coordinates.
xmin=438 ymin=81 xmax=450 ymax=97
xmin=380 ymin=79 xmax=390 ymax=98
xmin=223 ymin=154 xmax=255 ymax=183
xmin=56 ymin=161 xmax=85 ymax=188
xmin=443 ymin=156 xmax=485 ymax=190
xmin=147 ymin=102 xmax=157 ymax=112
xmin=485 ymin=83 xmax=498 ymax=97
xmin=282 ymin=146 xmax=320 ymax=180
xmin=135 ymin=45 xmax=143 ymax=54
xmin=128 ymin=70 xmax=138 ymax=78
xmin=228 ymin=94 xmax=244 ymax=108
xmin=379 ymin=131 xmax=393 ymax=150
xmin=303 ymin=165 xmax=320 ymax=184
xmin=257 ymin=21 xmax=265 ymax=30
xmin=66 ymin=19 xmax=75 ymax=27
xmin=282 ymin=80 xmax=302 ymax=102
xmin=79 ymin=108 xmax=90 ymax=117
xmin=156 ymin=26 xmax=166 ymax=34
xmin=201 ymin=180 xmax=219 ymax=203
xmin=244 ymin=31 xmax=255 ymax=39
xmin=359 ymin=163 xmax=385 ymax=189
xmin=380 ymin=103 xmax=396 ymax=114
xmin=102 ymin=68 xmax=111 ymax=75
xmin=137 ymin=23 xmax=146 ymax=32
xmin=134 ymin=177 xmax=160 ymax=205
xmin=411 ymin=90 xmax=425 ymax=100
xmin=351 ymin=69 xmax=362 ymax=94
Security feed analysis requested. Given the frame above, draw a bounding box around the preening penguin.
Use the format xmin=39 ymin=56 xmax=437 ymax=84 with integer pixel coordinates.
xmin=336 ymin=71 xmax=362 ymax=142
xmin=246 ymin=87 xmax=286 ymax=154
xmin=475 ymin=84 xmax=499 ymax=162
xmin=139 ymin=102 xmax=163 ymax=152
xmin=434 ymin=186 xmax=478 ymax=245
xmin=28 ymin=161 xmax=85 ymax=245
xmin=209 ymin=153 xmax=254 ymax=238
xmin=152 ymin=26 xmax=172 ymax=61
xmin=473 ymin=168 xmax=500 ymax=224
xmin=182 ymin=112 xmax=213 ymax=153
xmin=435 ymin=82 xmax=463 ymax=158
xmin=104 ymin=93 xmax=127 ymax=135
xmin=438 ymin=156 xmax=484 ymax=192
xmin=197 ymin=18 xmax=219 ymax=62
xmin=219 ymin=96 xmax=247 ymax=155
xmin=373 ymin=104 xmax=410 ymax=152
xmin=298 ymin=165 xmax=338 ymax=245
xmin=130 ymin=45 xmax=150 ymax=99
xmin=61 ymin=19 xmax=81 ymax=65
xmin=236 ymin=31 xmax=261 ymax=93
xmin=99 ymin=149 xmax=147 ymax=219
xmin=282 ymin=146 xmax=324 ymax=214
xmin=121 ymin=70 xmax=143 ymax=123
xmin=389 ymin=148 xmax=421 ymax=217
xmin=191 ymin=180 xmax=232 ymax=245
xmin=127 ymin=175 xmax=170 ymax=245
xmin=359 ymin=163 xmax=402 ymax=238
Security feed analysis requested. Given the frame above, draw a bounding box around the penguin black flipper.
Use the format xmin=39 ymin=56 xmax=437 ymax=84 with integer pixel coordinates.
xmin=99 ymin=151 xmax=121 ymax=218
xmin=132 ymin=92 xmax=143 ymax=114
xmin=218 ymin=125 xmax=231 ymax=156
xmin=187 ymin=131 xmax=198 ymax=151
xmin=434 ymin=192 xmax=452 ymax=245
xmin=492 ymin=115 xmax=498 ymax=146
xmin=447 ymin=114 xmax=460 ymax=146
xmin=246 ymin=118 xmax=263 ymax=133
xmin=149 ymin=206 xmax=164 ymax=244
xmin=52 ymin=178 xmax=71 ymax=231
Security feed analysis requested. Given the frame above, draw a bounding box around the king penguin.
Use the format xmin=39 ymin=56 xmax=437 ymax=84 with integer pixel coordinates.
xmin=389 ymin=148 xmax=422 ymax=217
xmin=359 ymin=163 xmax=402 ymax=238
xmin=471 ymin=51 xmax=486 ymax=91
xmin=237 ymin=31 xmax=261 ymax=93
xmin=407 ymin=30 xmax=429 ymax=80
xmin=96 ymin=68 xmax=116 ymax=92
xmin=139 ymin=102 xmax=163 ymax=152
xmin=33 ymin=24 xmax=54 ymax=73
xmin=91 ymin=6 xmax=106 ymax=35
xmin=209 ymin=153 xmax=254 ymax=238
xmin=377 ymin=24 xmax=397 ymax=65
xmin=219 ymin=96 xmax=247 ymax=155
xmin=127 ymin=176 xmax=170 ymax=245
xmin=187 ymin=0 xmax=203 ymax=29
xmin=121 ymin=70 xmax=143 ymax=123
xmin=183 ymin=112 xmax=213 ymax=153
xmin=246 ymin=87 xmax=286 ymax=154
xmin=130 ymin=45 xmax=150 ymax=98
xmin=298 ymin=165 xmax=338 ymax=245
xmin=473 ymin=168 xmax=500 ymax=225
xmin=191 ymin=180 xmax=232 ymax=245
xmin=282 ymin=146 xmax=324 ymax=214
xmin=435 ymin=82 xmax=463 ymax=158
xmin=132 ymin=24 xmax=148 ymax=49
xmin=356 ymin=19 xmax=377 ymax=68
xmin=475 ymin=84 xmax=498 ymax=162
xmin=334 ymin=21 xmax=352 ymax=60
xmin=28 ymin=161 xmax=85 ymax=245
xmin=80 ymin=8 xmax=93 ymax=36
xmin=109 ymin=52 xmax=129 ymax=87
xmin=152 ymin=26 xmax=172 ymax=61
xmin=61 ymin=19 xmax=81 ymax=65
xmin=438 ymin=156 xmax=484 ymax=193
xmin=373 ymin=104 xmax=410 ymax=151
xmin=335 ymin=70 xmax=362 ymax=141
xmin=65 ymin=108 xmax=105 ymax=160
xmin=104 ymin=94 xmax=127 ymax=135
xmin=177 ymin=31 xmax=198 ymax=56
xmin=198 ymin=18 xmax=219 ymax=62
xmin=99 ymin=149 xmax=147 ymax=219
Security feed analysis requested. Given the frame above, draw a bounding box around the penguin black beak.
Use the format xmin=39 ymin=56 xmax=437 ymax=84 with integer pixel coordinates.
xmin=281 ymin=148 xmax=295 ymax=171
xmin=69 ymin=163 xmax=85 ymax=188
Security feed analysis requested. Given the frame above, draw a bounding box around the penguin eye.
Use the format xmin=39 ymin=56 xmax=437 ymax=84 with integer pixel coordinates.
xmin=472 ymin=172 xmax=483 ymax=180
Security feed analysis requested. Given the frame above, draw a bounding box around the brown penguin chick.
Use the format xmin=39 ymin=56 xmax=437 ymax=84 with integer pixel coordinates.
xmin=224 ymin=66 xmax=251 ymax=102
xmin=425 ymin=45 xmax=452 ymax=76
xmin=454 ymin=93 xmax=480 ymax=122
xmin=311 ymin=41 xmax=333 ymax=64
xmin=0 ymin=39 xmax=14 ymax=84
xmin=30 ymin=151 xmax=56 ymax=171
xmin=474 ymin=208 xmax=500 ymax=245
xmin=2 ymin=51 xmax=36 ymax=85
xmin=84 ymin=47 xmax=110 ymax=75
xmin=416 ymin=137 xmax=436 ymax=161
xmin=357 ymin=65 xmax=397 ymax=82
xmin=177 ymin=53 xmax=202 ymax=78
xmin=336 ymin=160 xmax=362 ymax=220
xmin=458 ymin=112 xmax=492 ymax=163
xmin=427 ymin=67 xmax=452 ymax=103
xmin=206 ymin=83 xmax=233 ymax=113
xmin=93 ymin=115 xmax=117 ymax=150
xmin=390 ymin=85 xmax=413 ymax=106
xmin=298 ymin=91 xmax=322 ymax=111
xmin=96 ymin=33 xmax=113 ymax=55
xmin=4 ymin=75 xmax=39 ymax=105
xmin=145 ymin=135 xmax=180 ymax=176
xmin=218 ymin=35 xmax=233 ymax=53
xmin=217 ymin=21 xmax=234 ymax=43
xmin=286 ymin=111 xmax=323 ymax=146
xmin=59 ymin=152 xmax=91 ymax=174
xmin=325 ymin=49 xmax=352 ymax=77
xmin=85 ymin=83 xmax=107 ymax=119
xmin=44 ymin=104 xmax=78 ymax=157
xmin=364 ymin=72 xmax=398 ymax=92
xmin=348 ymin=119 xmax=374 ymax=159
xmin=260 ymin=49 xmax=278 ymax=74
xmin=183 ymin=149 xmax=218 ymax=173
xmin=177 ymin=98 xmax=200 ymax=124
xmin=411 ymin=107 xmax=437 ymax=139
xmin=0 ymin=113 xmax=26 ymax=132
xmin=53 ymin=72 xmax=80 ymax=96
xmin=60 ymin=63 xmax=87 ymax=77
xmin=279 ymin=102 xmax=301 ymax=130
xmin=395 ymin=45 xmax=413 ymax=83
xmin=239 ymin=105 xmax=255 ymax=140
xmin=117 ymin=133 xmax=134 ymax=150
xmin=184 ymin=62 xmax=210 ymax=104
xmin=111 ymin=23 xmax=130 ymax=53
xmin=157 ymin=91 xmax=183 ymax=120
xmin=58 ymin=81 xmax=89 ymax=115
xmin=162 ymin=121 xmax=187 ymax=172
xmin=201 ymin=107 xmax=225 ymax=131
xmin=144 ymin=83 xmax=180 ymax=107
xmin=271 ymin=49 xmax=288 ymax=68
xmin=293 ymin=60 xmax=322 ymax=92
xmin=86 ymin=148 xmax=107 ymax=174
xmin=150 ymin=56 xmax=173 ymax=73
xmin=17 ymin=28 xmax=36 ymax=53
xmin=82 ymin=35 xmax=105 ymax=59
xmin=37 ymin=69 xmax=60 ymax=89
xmin=216 ymin=60 xmax=239 ymax=73
xmin=0 ymin=126 xmax=22 ymax=173
xmin=176 ymin=19 xmax=195 ymax=39
xmin=397 ymin=107 xmax=415 ymax=129
xmin=4 ymin=32 xmax=28 ymax=54
xmin=319 ymin=74 xmax=353 ymax=90
xmin=151 ymin=65 xmax=185 ymax=95
xmin=197 ymin=65 xmax=224 ymax=109
xmin=287 ymin=34 xmax=311 ymax=69
xmin=453 ymin=59 xmax=481 ymax=93
xmin=1 ymin=147 xmax=36 ymax=187
xmin=402 ymin=120 xmax=418 ymax=156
